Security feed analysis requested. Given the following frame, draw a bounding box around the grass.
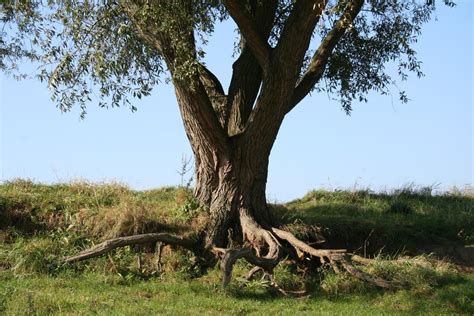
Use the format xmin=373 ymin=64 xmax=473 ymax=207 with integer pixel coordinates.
xmin=279 ymin=187 xmax=473 ymax=256
xmin=0 ymin=180 xmax=473 ymax=314
xmin=0 ymin=267 xmax=472 ymax=315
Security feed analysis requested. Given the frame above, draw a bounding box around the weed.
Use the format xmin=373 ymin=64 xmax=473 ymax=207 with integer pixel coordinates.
xmin=172 ymin=188 xmax=203 ymax=223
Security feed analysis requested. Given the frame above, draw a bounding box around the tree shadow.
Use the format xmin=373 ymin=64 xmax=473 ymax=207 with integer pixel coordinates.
xmin=272 ymin=198 xmax=472 ymax=265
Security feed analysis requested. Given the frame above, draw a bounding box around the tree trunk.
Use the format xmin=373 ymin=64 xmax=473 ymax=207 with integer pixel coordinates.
xmin=194 ymin=137 xmax=273 ymax=250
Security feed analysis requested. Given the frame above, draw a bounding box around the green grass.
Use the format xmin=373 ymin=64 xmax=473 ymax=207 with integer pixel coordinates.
xmin=0 ymin=180 xmax=473 ymax=314
xmin=0 ymin=270 xmax=472 ymax=315
xmin=279 ymin=188 xmax=473 ymax=256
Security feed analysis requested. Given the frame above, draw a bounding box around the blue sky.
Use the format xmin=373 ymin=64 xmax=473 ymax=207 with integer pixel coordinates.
xmin=1 ymin=2 xmax=472 ymax=202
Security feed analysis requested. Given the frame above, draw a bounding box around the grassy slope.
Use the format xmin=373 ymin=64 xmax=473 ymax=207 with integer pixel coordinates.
xmin=0 ymin=180 xmax=473 ymax=315
xmin=280 ymin=188 xmax=473 ymax=257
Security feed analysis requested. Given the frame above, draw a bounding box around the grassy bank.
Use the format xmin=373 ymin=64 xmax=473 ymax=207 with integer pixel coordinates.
xmin=0 ymin=180 xmax=473 ymax=314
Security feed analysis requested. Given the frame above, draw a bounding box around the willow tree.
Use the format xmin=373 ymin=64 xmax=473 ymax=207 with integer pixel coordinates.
xmin=1 ymin=0 xmax=455 ymax=288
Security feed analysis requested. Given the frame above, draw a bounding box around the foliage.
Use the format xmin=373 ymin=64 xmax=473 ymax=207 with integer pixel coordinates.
xmin=0 ymin=0 xmax=455 ymax=117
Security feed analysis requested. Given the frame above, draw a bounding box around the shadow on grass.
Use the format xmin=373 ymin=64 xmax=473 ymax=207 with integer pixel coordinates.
xmin=221 ymin=273 xmax=473 ymax=314
xmin=273 ymin=198 xmax=473 ymax=264
xmin=436 ymin=276 xmax=474 ymax=314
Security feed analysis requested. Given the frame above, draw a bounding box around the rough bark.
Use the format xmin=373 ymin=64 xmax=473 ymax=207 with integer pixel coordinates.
xmin=200 ymin=139 xmax=273 ymax=249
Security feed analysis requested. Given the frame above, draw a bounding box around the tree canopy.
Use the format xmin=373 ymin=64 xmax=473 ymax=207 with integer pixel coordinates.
xmin=0 ymin=0 xmax=455 ymax=119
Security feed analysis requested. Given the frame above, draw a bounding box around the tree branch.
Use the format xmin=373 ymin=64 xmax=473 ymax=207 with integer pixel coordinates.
xmin=122 ymin=1 xmax=229 ymax=152
xmin=198 ymin=63 xmax=225 ymax=98
xmin=198 ymin=62 xmax=227 ymax=125
xmin=273 ymin=0 xmax=328 ymax=76
xmin=241 ymin=0 xmax=328 ymax=146
xmin=226 ymin=0 xmax=277 ymax=136
xmin=222 ymin=0 xmax=272 ymax=70
xmin=287 ymin=0 xmax=365 ymax=113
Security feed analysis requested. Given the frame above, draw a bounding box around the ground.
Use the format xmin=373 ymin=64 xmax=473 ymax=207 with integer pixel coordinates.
xmin=0 ymin=180 xmax=473 ymax=314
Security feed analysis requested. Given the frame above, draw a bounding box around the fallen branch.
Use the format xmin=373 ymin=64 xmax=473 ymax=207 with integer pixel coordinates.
xmin=63 ymin=233 xmax=195 ymax=264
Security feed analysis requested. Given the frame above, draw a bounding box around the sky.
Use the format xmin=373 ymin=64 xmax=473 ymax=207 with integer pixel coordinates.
xmin=1 ymin=2 xmax=473 ymax=202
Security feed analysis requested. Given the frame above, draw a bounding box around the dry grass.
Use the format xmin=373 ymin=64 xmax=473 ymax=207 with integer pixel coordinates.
xmin=0 ymin=180 xmax=199 ymax=240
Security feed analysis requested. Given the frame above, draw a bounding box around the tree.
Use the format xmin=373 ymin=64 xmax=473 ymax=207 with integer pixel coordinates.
xmin=0 ymin=0 xmax=455 ymax=289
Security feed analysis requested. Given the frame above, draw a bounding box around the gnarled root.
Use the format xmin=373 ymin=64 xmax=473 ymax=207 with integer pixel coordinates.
xmin=212 ymin=209 xmax=284 ymax=287
xmin=62 ymin=214 xmax=405 ymax=292
xmin=62 ymin=233 xmax=195 ymax=264
xmin=214 ymin=211 xmax=403 ymax=291
xmin=244 ymin=266 xmax=262 ymax=280
xmin=271 ymin=227 xmax=404 ymax=290
xmin=213 ymin=247 xmax=282 ymax=287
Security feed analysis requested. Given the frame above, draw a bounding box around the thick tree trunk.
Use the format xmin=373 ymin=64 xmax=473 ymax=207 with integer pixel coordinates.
xmin=195 ymin=140 xmax=273 ymax=249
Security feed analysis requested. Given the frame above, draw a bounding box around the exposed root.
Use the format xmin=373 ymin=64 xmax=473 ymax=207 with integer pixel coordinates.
xmin=62 ymin=215 xmax=409 ymax=292
xmin=351 ymin=254 xmax=375 ymax=265
xmin=213 ymin=210 xmax=285 ymax=287
xmin=155 ymin=242 xmax=165 ymax=272
xmin=213 ymin=209 xmax=403 ymax=291
xmin=245 ymin=266 xmax=263 ymax=280
xmin=272 ymin=227 xmax=347 ymax=258
xmin=215 ymin=247 xmax=282 ymax=287
xmin=62 ymin=233 xmax=195 ymax=264
xmin=271 ymin=227 xmax=404 ymax=290
xmin=265 ymin=273 xmax=309 ymax=298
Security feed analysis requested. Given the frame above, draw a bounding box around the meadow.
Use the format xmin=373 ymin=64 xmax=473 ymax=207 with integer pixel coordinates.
xmin=0 ymin=180 xmax=472 ymax=315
